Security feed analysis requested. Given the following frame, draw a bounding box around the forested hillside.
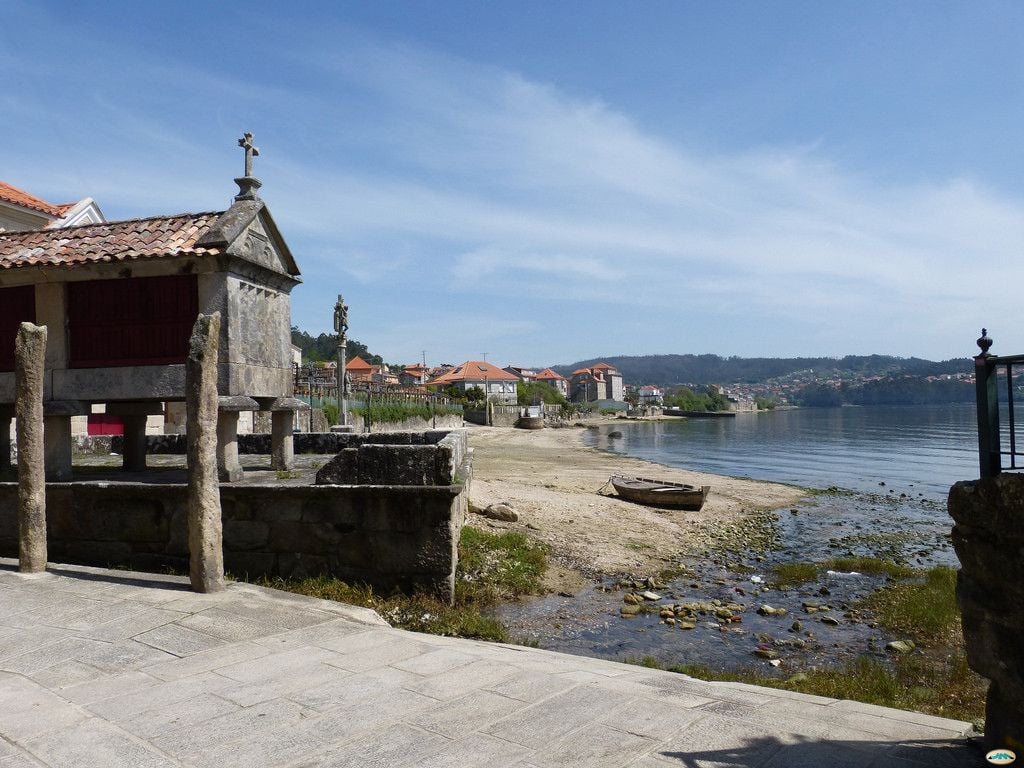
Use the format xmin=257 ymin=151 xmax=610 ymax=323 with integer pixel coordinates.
xmin=554 ymin=354 xmax=970 ymax=386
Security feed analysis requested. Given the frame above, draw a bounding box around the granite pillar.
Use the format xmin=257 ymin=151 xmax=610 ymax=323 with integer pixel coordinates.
xmin=216 ymin=411 xmax=243 ymax=483
xmin=271 ymin=410 xmax=295 ymax=471
xmin=43 ymin=415 xmax=72 ymax=482
xmin=949 ymin=475 xmax=1024 ymax=753
xmin=15 ymin=322 xmax=47 ymax=573
xmin=186 ymin=312 xmax=225 ymax=593
xmin=0 ymin=407 xmax=12 ymax=472
xmin=121 ymin=415 xmax=148 ymax=472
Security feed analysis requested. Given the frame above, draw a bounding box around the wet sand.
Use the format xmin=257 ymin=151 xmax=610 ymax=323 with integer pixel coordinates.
xmin=467 ymin=423 xmax=806 ymax=583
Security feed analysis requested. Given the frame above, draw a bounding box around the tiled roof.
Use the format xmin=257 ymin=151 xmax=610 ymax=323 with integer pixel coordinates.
xmin=346 ymin=356 xmax=373 ymax=371
xmin=536 ymin=368 xmax=567 ymax=381
xmin=0 ymin=212 xmax=225 ymax=270
xmin=0 ymin=180 xmax=73 ymax=217
xmin=430 ymin=361 xmax=520 ymax=384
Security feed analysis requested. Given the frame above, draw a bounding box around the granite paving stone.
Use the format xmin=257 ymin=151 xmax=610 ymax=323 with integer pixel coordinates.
xmin=0 ymin=559 xmax=980 ymax=768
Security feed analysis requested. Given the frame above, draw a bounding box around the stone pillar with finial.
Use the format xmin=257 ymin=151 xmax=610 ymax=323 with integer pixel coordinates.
xmin=975 ymin=328 xmax=1000 ymax=478
xmin=332 ymin=295 xmax=354 ymax=433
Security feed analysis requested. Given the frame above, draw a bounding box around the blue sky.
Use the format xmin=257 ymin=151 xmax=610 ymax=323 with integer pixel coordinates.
xmin=3 ymin=1 xmax=1022 ymax=367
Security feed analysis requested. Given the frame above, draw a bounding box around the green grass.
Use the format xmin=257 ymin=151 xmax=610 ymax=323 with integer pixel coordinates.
xmin=456 ymin=526 xmax=548 ymax=604
xmin=863 ymin=565 xmax=959 ymax=639
xmin=361 ymin=402 xmax=463 ymax=424
xmin=253 ymin=525 xmax=547 ymax=643
xmin=773 ymin=556 xmax=914 ymax=586
xmin=628 ymin=565 xmax=985 ymax=724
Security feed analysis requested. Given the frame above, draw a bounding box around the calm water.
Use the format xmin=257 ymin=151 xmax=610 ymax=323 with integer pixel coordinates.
xmin=584 ymin=404 xmax=981 ymax=501
xmin=499 ymin=404 xmax=981 ymax=668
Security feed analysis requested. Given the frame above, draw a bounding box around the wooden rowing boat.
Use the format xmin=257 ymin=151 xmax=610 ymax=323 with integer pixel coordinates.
xmin=609 ymin=475 xmax=710 ymax=510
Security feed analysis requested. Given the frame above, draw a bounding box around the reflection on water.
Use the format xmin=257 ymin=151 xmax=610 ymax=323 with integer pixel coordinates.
xmin=585 ymin=404 xmax=980 ymax=501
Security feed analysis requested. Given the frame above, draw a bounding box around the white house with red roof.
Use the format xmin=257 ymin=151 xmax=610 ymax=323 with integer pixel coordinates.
xmin=535 ymin=368 xmax=569 ymax=398
xmin=428 ymin=360 xmax=519 ymax=404
xmin=0 ymin=180 xmax=104 ymax=232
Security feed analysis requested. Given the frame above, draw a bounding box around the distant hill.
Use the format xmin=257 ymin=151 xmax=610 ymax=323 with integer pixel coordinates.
xmin=553 ymin=354 xmax=971 ymax=386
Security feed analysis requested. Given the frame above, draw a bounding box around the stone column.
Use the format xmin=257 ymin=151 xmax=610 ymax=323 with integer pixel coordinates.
xmin=949 ymin=475 xmax=1024 ymax=752
xmin=271 ymin=410 xmax=294 ymax=471
xmin=186 ymin=312 xmax=225 ymax=593
xmin=216 ymin=411 xmax=243 ymax=483
xmin=0 ymin=406 xmax=12 ymax=472
xmin=121 ymin=415 xmax=148 ymax=472
xmin=43 ymin=415 xmax=72 ymax=482
xmin=15 ymin=322 xmax=47 ymax=573
xmin=106 ymin=403 xmax=162 ymax=472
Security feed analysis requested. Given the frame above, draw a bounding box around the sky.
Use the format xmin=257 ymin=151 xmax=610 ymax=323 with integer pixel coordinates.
xmin=2 ymin=1 xmax=1023 ymax=367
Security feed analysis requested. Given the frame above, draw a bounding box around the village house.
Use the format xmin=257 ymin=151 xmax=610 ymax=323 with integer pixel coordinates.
xmin=399 ymin=363 xmax=429 ymax=387
xmin=535 ymin=367 xmax=569 ymax=398
xmin=345 ymin=355 xmax=375 ymax=384
xmin=638 ymin=384 xmax=664 ymax=406
xmin=428 ymin=360 xmax=518 ymax=404
xmin=0 ymin=180 xmax=105 ymax=232
xmin=0 ymin=134 xmax=305 ymax=481
xmin=570 ymin=362 xmax=624 ymax=404
xmin=503 ymin=365 xmax=537 ymax=383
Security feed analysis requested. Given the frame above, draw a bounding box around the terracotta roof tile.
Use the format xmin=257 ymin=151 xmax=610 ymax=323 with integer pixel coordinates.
xmin=0 ymin=180 xmax=72 ymax=217
xmin=536 ymin=368 xmax=568 ymax=381
xmin=346 ymin=356 xmax=373 ymax=371
xmin=429 ymin=360 xmax=520 ymax=385
xmin=0 ymin=211 xmax=225 ymax=270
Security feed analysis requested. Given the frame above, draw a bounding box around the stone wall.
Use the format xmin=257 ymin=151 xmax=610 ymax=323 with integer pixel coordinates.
xmin=100 ymin=424 xmax=465 ymax=456
xmin=949 ymin=474 xmax=1024 ymax=752
xmin=0 ymin=429 xmax=472 ymax=601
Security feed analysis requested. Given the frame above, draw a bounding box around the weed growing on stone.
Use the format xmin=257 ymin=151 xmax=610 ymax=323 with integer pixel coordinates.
xmin=457 ymin=527 xmax=547 ymax=603
xmin=773 ymin=556 xmax=913 ymax=586
xmin=255 ymin=526 xmax=547 ymax=643
xmin=628 ymin=564 xmax=986 ymax=723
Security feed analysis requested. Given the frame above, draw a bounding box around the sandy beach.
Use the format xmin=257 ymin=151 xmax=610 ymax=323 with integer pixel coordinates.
xmin=466 ymin=422 xmax=806 ymax=586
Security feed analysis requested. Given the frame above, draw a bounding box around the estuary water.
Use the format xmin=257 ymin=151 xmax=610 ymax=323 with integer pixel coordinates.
xmin=582 ymin=404 xmax=981 ymax=501
xmin=496 ymin=404 xmax=981 ymax=669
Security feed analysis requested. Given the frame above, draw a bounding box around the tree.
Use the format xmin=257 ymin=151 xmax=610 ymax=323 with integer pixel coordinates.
xmin=516 ymin=380 xmax=567 ymax=405
xmin=464 ymin=386 xmax=485 ymax=403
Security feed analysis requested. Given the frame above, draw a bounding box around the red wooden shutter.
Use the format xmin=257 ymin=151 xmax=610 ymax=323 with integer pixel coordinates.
xmin=0 ymin=286 xmax=36 ymax=372
xmin=68 ymin=275 xmax=198 ymax=368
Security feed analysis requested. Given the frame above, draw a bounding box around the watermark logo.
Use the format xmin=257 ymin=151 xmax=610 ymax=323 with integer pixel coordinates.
xmin=987 ymin=748 xmax=1017 ymax=765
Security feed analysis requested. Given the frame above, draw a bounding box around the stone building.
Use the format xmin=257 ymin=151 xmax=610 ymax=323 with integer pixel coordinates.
xmin=570 ymin=362 xmax=624 ymax=403
xmin=0 ymin=136 xmax=304 ymax=481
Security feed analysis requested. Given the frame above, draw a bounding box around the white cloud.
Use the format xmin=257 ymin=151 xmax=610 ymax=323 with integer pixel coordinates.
xmin=5 ymin=17 xmax=1021 ymax=361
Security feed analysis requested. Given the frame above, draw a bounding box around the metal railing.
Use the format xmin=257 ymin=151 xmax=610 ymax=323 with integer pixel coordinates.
xmin=975 ymin=329 xmax=1024 ymax=477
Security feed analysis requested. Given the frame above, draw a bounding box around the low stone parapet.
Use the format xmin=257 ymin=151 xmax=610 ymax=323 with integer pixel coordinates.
xmin=0 ymin=429 xmax=472 ymax=602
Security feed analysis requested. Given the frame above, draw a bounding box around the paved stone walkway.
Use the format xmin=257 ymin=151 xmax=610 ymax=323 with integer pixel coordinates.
xmin=0 ymin=559 xmax=980 ymax=767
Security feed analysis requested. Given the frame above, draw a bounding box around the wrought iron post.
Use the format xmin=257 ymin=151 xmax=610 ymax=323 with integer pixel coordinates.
xmin=975 ymin=329 xmax=1000 ymax=478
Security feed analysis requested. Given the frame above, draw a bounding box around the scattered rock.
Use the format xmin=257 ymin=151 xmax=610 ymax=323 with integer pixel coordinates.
xmin=623 ymin=593 xmax=641 ymax=605
xmin=620 ymin=603 xmax=641 ymax=617
xmin=789 ymin=621 xmax=802 ymax=633
xmin=753 ymin=648 xmax=779 ymax=660
xmin=640 ymin=591 xmax=661 ymax=601
xmin=477 ymin=502 xmax=518 ymax=522
xmin=608 ymin=431 xmax=623 ymax=439
xmin=820 ymin=616 xmax=841 ymax=626
xmin=886 ymin=639 xmax=915 ymax=653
